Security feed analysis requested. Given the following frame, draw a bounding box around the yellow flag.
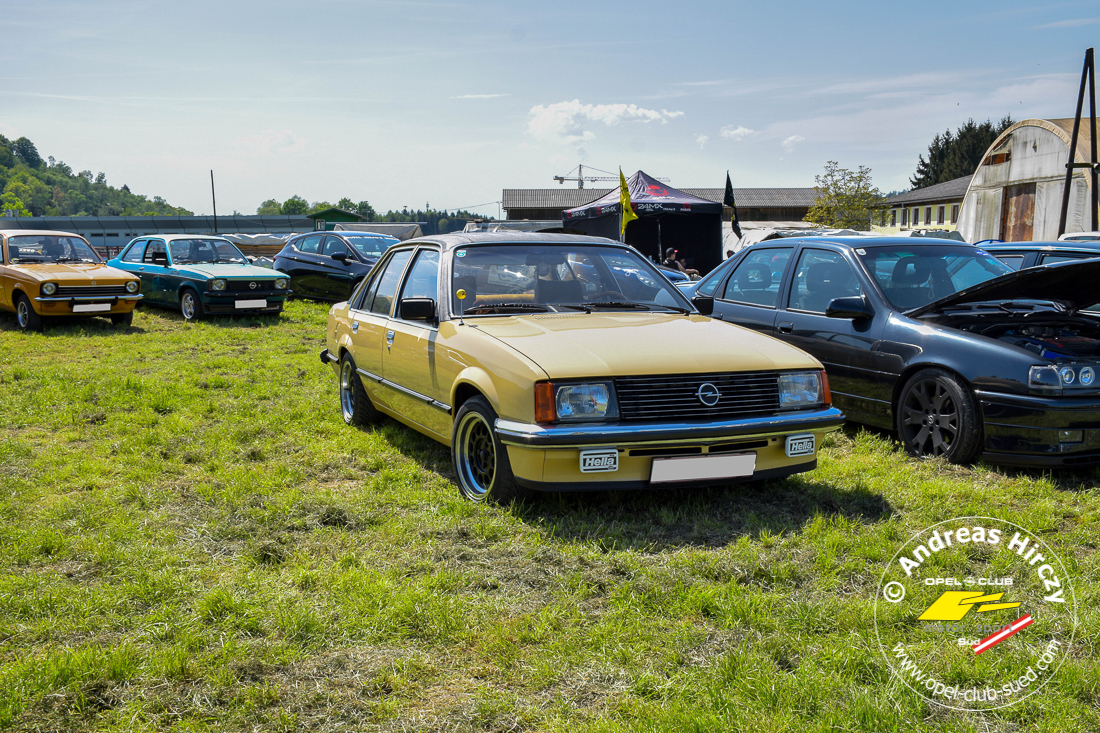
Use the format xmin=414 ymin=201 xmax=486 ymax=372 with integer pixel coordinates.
xmin=619 ymin=169 xmax=639 ymax=237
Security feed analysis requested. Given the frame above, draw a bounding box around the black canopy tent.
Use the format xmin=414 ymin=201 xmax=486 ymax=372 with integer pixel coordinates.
xmin=561 ymin=170 xmax=724 ymax=274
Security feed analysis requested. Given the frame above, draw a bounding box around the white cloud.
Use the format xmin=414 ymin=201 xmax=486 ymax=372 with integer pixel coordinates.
xmin=782 ymin=135 xmax=805 ymax=152
xmin=1037 ymin=17 xmax=1100 ymax=29
xmin=720 ymin=125 xmax=756 ymax=141
xmin=454 ymin=93 xmax=509 ymax=99
xmin=695 ymin=134 xmax=709 ymax=149
xmin=527 ymin=100 xmax=684 ymax=146
xmin=233 ymin=129 xmax=306 ymax=155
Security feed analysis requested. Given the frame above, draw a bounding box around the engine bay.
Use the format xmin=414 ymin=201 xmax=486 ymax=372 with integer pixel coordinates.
xmin=929 ymin=313 xmax=1100 ymax=360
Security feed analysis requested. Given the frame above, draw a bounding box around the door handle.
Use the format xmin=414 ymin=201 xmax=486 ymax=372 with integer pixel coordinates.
xmin=778 ymin=322 xmax=793 ymax=333
xmin=138 ymin=267 xmax=145 ymax=271
xmin=386 ymin=329 xmax=394 ymax=349
xmin=352 ymin=321 xmax=359 ymax=333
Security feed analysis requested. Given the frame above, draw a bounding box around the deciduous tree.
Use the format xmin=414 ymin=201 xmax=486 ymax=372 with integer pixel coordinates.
xmin=804 ymin=161 xmax=882 ymax=231
xmin=280 ymin=195 xmax=309 ymax=215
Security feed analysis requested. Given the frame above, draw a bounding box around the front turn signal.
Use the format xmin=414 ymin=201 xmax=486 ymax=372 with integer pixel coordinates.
xmin=534 ymin=381 xmax=556 ymax=423
xmin=820 ymin=370 xmax=831 ymax=407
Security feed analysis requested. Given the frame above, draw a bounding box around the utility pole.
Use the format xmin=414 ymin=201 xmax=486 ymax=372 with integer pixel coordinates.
xmin=1058 ymin=48 xmax=1099 ymax=236
xmin=210 ymin=170 xmax=219 ymax=234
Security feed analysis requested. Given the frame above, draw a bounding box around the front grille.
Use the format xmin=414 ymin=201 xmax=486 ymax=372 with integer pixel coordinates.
xmin=227 ymin=279 xmax=274 ymax=292
xmin=56 ymin=285 xmax=128 ymax=297
xmin=614 ymin=372 xmax=780 ymax=422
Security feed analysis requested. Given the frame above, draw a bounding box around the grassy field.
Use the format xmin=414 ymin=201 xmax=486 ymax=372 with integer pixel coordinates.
xmin=0 ymin=300 xmax=1097 ymax=732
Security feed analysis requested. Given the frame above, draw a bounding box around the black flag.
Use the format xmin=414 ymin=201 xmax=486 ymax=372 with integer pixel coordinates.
xmin=724 ymin=172 xmax=743 ymax=240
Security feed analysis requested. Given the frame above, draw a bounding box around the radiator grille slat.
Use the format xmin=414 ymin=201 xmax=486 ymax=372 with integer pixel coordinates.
xmin=614 ymin=372 xmax=780 ymax=421
xmin=227 ymin=280 xmax=274 ymax=292
xmin=56 ymin=285 xmax=127 ymax=297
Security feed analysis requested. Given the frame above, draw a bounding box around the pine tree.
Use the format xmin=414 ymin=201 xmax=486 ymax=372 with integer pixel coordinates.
xmin=910 ymin=117 xmax=1013 ymax=189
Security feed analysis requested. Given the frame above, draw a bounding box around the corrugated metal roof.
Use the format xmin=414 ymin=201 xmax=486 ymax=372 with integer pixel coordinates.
xmin=503 ymin=187 xmax=818 ymax=210
xmin=887 ymin=175 xmax=973 ymax=206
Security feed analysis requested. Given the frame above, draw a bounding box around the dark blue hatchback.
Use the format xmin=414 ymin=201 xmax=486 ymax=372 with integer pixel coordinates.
xmin=274 ymin=231 xmax=399 ymax=301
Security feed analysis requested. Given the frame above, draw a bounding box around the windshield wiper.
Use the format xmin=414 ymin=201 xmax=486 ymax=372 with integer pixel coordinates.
xmin=562 ymin=301 xmax=691 ymax=314
xmin=466 ymin=303 xmax=552 ymax=314
xmin=53 ymin=257 xmax=84 ymax=263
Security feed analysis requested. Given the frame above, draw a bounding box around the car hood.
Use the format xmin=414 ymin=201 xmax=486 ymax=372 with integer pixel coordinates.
xmin=909 ymin=258 xmax=1100 ymax=316
xmin=473 ymin=313 xmax=821 ymax=379
xmin=7 ymin=262 xmax=136 ymax=284
xmin=173 ymin=263 xmax=288 ymax=279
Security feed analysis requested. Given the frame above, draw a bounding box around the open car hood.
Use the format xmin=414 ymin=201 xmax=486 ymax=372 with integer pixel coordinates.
xmin=908 ymin=258 xmax=1100 ymax=316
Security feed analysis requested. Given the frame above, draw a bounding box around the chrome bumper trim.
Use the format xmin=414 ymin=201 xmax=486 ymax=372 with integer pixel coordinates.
xmin=35 ymin=294 xmax=144 ymax=302
xmin=494 ymin=407 xmax=845 ymax=448
xmin=357 ymin=367 xmax=451 ymax=412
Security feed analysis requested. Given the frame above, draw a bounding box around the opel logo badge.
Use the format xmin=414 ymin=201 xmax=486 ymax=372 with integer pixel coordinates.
xmin=90 ymin=281 xmax=96 ymax=286
xmin=249 ymin=282 xmax=257 ymax=290
xmin=696 ymin=383 xmax=721 ymax=406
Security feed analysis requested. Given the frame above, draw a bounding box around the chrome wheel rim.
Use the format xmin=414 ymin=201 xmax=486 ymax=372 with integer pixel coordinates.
xmin=16 ymin=301 xmax=28 ymax=328
xmin=340 ymin=360 xmax=355 ymax=422
xmin=901 ymin=378 xmax=959 ymax=457
xmin=181 ymin=293 xmax=195 ymax=320
xmin=455 ymin=411 xmax=496 ymax=500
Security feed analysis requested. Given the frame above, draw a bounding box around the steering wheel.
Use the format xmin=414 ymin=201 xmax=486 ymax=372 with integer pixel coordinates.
xmin=590 ymin=291 xmax=628 ymax=301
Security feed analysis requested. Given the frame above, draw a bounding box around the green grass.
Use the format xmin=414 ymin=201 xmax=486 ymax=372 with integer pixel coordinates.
xmin=0 ymin=301 xmax=1097 ymax=732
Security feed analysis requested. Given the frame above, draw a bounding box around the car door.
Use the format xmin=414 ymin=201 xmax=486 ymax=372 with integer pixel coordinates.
xmin=319 ymin=236 xmax=360 ymax=300
xmin=710 ymin=246 xmax=794 ymax=334
xmin=286 ymin=234 xmax=325 ymax=296
xmin=346 ymin=248 xmax=414 ymax=410
xmin=0 ymin=235 xmax=11 ymax=309
xmin=140 ymin=240 xmax=170 ymax=304
xmin=775 ymin=246 xmax=890 ymax=424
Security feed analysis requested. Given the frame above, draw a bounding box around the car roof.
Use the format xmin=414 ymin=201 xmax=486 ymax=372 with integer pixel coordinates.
xmin=747 ymin=236 xmax=977 ymax=250
xmin=0 ymin=229 xmax=84 ymax=238
xmin=982 ymin=241 xmax=1100 ymax=253
xmin=146 ymin=234 xmax=233 ymax=241
xmin=393 ymin=231 xmax=624 ymax=252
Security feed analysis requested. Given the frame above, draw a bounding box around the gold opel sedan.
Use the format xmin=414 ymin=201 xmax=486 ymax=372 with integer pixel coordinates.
xmin=322 ymin=233 xmax=844 ymax=501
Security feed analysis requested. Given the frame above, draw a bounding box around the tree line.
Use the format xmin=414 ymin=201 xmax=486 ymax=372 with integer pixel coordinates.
xmin=256 ymin=196 xmax=491 ymax=235
xmin=0 ymin=135 xmax=192 ymax=218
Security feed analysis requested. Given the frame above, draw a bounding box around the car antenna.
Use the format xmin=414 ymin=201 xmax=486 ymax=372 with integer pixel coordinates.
xmin=456 ymin=288 xmax=466 ymax=325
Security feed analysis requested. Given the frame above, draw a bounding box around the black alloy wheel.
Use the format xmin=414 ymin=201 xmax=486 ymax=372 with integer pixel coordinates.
xmin=897 ymin=368 xmax=982 ymax=463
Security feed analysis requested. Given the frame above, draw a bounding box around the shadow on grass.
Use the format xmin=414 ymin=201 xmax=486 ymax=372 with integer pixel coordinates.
xmin=0 ymin=314 xmax=146 ymax=336
xmin=136 ymin=305 xmax=287 ymax=329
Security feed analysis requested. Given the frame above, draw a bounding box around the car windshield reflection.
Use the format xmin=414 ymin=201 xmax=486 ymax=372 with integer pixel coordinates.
xmin=343 ymin=234 xmax=398 ymax=259
xmin=856 ymin=244 xmax=1013 ymax=311
xmin=451 ymin=244 xmax=692 ymax=315
xmin=169 ymin=239 xmax=248 ymax=265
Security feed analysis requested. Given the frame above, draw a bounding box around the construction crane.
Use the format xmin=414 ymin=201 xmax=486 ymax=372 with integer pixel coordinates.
xmin=553 ymin=164 xmax=668 ymax=189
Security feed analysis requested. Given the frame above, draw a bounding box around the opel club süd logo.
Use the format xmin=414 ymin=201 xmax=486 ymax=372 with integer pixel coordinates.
xmin=695 ymin=383 xmax=721 ymax=406
xmin=874 ymin=517 xmax=1076 ymax=711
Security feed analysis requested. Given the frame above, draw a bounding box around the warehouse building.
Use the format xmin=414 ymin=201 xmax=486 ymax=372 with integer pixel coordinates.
xmin=875 ymin=175 xmax=971 ymax=235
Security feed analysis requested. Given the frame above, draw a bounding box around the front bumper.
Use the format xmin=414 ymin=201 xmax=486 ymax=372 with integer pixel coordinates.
xmin=977 ymin=389 xmax=1100 ymax=466
xmin=495 ymin=407 xmax=844 ymax=490
xmin=201 ymin=289 xmax=290 ymax=314
xmin=33 ymin=294 xmax=143 ymax=316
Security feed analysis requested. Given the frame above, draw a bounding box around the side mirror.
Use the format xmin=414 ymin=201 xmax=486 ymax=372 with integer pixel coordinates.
xmin=399 ymin=297 xmax=436 ymax=322
xmin=826 ymin=295 xmax=874 ymax=320
xmin=692 ymin=295 xmax=714 ymax=316
xmin=331 ymin=252 xmax=348 ymax=263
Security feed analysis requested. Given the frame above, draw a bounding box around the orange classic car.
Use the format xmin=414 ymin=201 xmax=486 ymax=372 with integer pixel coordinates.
xmin=0 ymin=230 xmax=142 ymax=331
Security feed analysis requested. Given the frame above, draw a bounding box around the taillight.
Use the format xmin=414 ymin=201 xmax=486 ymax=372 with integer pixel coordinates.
xmin=534 ymin=381 xmax=556 ymax=423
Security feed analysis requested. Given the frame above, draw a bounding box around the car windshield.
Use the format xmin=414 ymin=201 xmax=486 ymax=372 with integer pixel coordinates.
xmin=856 ymin=245 xmax=1013 ymax=311
xmin=169 ymin=239 xmax=248 ymax=264
xmin=343 ymin=234 xmax=397 ymax=258
xmin=450 ymin=244 xmax=692 ymax=315
xmin=7 ymin=235 xmax=102 ymax=264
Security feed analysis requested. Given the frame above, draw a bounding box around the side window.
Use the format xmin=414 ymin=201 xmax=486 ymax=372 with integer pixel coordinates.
xmin=298 ymin=234 xmax=323 ymax=254
xmin=721 ymin=248 xmax=792 ymax=307
xmin=322 ymin=236 xmax=348 ymax=257
xmin=1041 ymin=254 xmax=1090 ymax=265
xmin=352 ymin=262 xmax=383 ymax=311
xmin=144 ymin=240 xmax=167 ymax=264
xmin=694 ymin=259 xmax=733 ymax=297
xmin=122 ymin=240 xmax=147 ymax=263
xmin=368 ymin=249 xmax=413 ymax=316
xmin=788 ymin=249 xmax=862 ymax=313
xmin=398 ymin=249 xmax=440 ymax=302
xmin=994 ymin=254 xmax=1025 ymax=271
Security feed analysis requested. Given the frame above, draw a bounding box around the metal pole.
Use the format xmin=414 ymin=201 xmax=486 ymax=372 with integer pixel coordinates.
xmin=578 ymin=164 xmax=583 ymax=189
xmin=1089 ymin=48 xmax=1099 ymax=231
xmin=210 ymin=170 xmax=218 ymax=234
xmin=1058 ymin=49 xmax=1092 ymax=237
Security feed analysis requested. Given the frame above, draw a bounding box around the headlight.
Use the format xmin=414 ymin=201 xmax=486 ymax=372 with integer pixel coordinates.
xmin=1081 ymin=367 xmax=1096 ymax=386
xmin=779 ymin=371 xmax=826 ymax=409
xmin=1060 ymin=367 xmax=1076 ymax=385
xmin=41 ymin=282 xmax=57 ymax=296
xmin=1029 ymin=365 xmax=1062 ymax=394
xmin=275 ymin=278 xmax=287 ymax=289
xmin=211 ymin=279 xmax=226 ymax=291
xmin=126 ymin=280 xmax=139 ymax=293
xmin=555 ymin=382 xmax=618 ymax=422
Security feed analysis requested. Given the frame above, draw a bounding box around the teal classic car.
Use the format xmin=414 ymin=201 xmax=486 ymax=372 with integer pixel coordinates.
xmin=108 ymin=235 xmax=291 ymax=321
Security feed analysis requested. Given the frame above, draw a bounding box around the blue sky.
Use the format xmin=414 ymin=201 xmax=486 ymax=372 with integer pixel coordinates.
xmin=2 ymin=0 xmax=1098 ymax=216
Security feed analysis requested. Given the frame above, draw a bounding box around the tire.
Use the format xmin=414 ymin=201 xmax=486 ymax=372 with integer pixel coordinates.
xmin=110 ymin=311 xmax=134 ymax=327
xmin=15 ymin=294 xmax=43 ymax=332
xmin=339 ymin=354 xmax=382 ymax=426
xmin=451 ymin=396 xmax=531 ymax=503
xmin=896 ymin=368 xmax=982 ymax=463
xmin=180 ymin=289 xmax=204 ymax=322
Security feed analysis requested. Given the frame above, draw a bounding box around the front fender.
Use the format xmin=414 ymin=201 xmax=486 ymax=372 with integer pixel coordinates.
xmin=451 ymin=367 xmax=502 ymax=411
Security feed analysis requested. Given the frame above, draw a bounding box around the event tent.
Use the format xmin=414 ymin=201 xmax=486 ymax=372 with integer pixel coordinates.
xmin=562 ymin=170 xmax=724 ymax=273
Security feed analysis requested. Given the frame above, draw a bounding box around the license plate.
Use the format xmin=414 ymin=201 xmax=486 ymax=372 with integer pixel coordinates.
xmin=650 ymin=452 xmax=755 ymax=483
xmin=73 ymin=303 xmax=111 ymax=313
xmin=785 ymin=434 xmax=816 ymax=457
xmin=235 ymin=299 xmax=267 ymax=309
xmin=580 ymin=448 xmax=618 ymax=473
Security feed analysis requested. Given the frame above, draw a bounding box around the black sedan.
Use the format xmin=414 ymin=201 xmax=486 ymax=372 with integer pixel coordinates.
xmin=699 ymin=236 xmax=1100 ymax=467
xmin=273 ymin=231 xmax=398 ymax=301
xmin=982 ymin=241 xmax=1100 ymax=270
